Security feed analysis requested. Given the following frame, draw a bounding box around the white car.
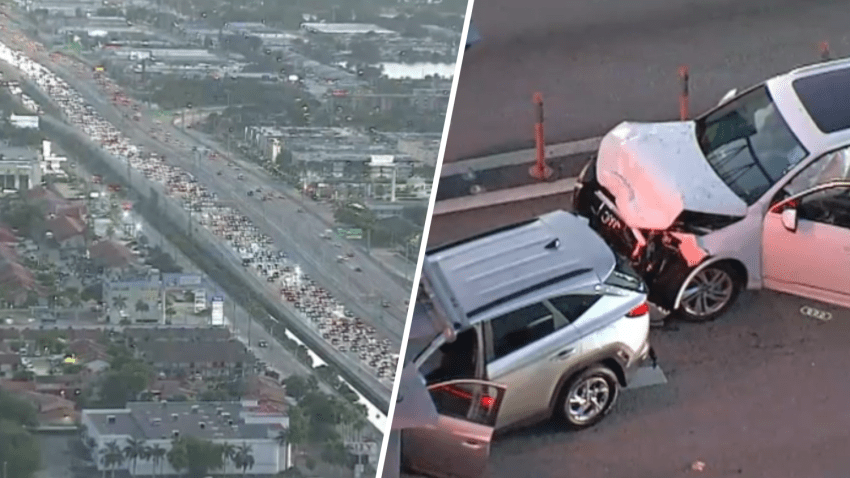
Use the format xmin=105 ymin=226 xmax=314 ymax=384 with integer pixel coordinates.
xmin=574 ymin=58 xmax=850 ymax=321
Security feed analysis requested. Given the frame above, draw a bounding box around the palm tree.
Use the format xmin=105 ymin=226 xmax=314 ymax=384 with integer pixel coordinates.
xmin=123 ymin=437 xmax=147 ymax=477
xmin=149 ymin=444 xmax=166 ymax=478
xmin=220 ymin=442 xmax=236 ymax=476
xmin=112 ymin=295 xmax=128 ymax=310
xmin=100 ymin=441 xmax=124 ymax=478
xmin=135 ymin=299 xmax=150 ymax=312
xmin=233 ymin=443 xmax=254 ymax=477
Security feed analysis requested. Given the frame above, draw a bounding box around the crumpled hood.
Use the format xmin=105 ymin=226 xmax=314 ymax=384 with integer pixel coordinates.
xmin=596 ymin=121 xmax=748 ymax=230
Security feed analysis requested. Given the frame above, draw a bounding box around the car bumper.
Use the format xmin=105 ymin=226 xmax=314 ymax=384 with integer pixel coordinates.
xmin=624 ymin=341 xmax=654 ymax=384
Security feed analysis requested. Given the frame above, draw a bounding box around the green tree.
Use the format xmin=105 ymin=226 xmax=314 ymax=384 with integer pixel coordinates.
xmin=171 ymin=436 xmax=225 ymax=478
xmin=123 ymin=437 xmax=147 ymax=477
xmin=98 ymin=360 xmax=151 ymax=408
xmin=0 ymin=419 xmax=41 ymax=478
xmin=282 ymin=375 xmax=316 ymax=402
xmin=0 ymin=389 xmax=39 ymax=427
xmin=320 ymin=438 xmax=351 ymax=470
xmin=166 ymin=438 xmax=189 ymax=477
xmin=149 ymin=444 xmax=167 ymax=478
xmin=287 ymin=405 xmax=310 ymax=448
xmin=135 ymin=299 xmax=150 ymax=312
xmin=220 ymin=442 xmax=237 ymax=476
xmin=111 ymin=295 xmax=128 ymax=310
xmin=81 ymin=283 xmax=103 ymax=302
xmin=100 ymin=441 xmax=124 ymax=478
xmin=233 ymin=443 xmax=255 ymax=477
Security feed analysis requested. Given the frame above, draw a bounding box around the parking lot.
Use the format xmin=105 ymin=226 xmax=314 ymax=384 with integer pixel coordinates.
xmin=0 ymin=31 xmax=397 ymax=386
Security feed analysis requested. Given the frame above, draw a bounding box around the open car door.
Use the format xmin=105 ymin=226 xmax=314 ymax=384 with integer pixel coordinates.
xmin=402 ymin=379 xmax=507 ymax=478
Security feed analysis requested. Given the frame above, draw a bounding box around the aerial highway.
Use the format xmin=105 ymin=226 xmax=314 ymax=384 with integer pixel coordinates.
xmin=0 ymin=16 xmax=399 ymax=410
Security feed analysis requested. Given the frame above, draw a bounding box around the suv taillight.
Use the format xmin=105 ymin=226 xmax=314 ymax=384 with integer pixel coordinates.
xmin=626 ymin=302 xmax=649 ymax=317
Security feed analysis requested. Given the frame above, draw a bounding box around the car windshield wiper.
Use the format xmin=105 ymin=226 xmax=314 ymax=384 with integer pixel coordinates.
xmin=711 ymin=143 xmax=749 ymax=169
xmin=719 ymin=161 xmax=760 ymax=184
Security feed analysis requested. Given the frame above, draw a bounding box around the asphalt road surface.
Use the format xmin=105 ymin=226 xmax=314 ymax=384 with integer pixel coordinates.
xmin=429 ymin=196 xmax=850 ymax=477
xmin=31 ymin=49 xmax=409 ymax=345
xmin=447 ymin=0 xmax=850 ymax=161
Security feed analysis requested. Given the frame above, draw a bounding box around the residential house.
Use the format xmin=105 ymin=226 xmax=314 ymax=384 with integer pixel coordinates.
xmin=68 ymin=338 xmax=110 ymax=363
xmin=244 ymin=375 xmax=289 ymax=413
xmin=123 ymin=327 xmax=232 ymax=345
xmin=88 ymin=240 xmax=137 ymax=270
xmin=0 ymin=224 xmax=17 ymax=244
xmin=44 ymin=214 xmax=87 ymax=250
xmin=135 ymin=340 xmax=255 ymax=379
xmin=0 ymin=381 xmax=78 ymax=425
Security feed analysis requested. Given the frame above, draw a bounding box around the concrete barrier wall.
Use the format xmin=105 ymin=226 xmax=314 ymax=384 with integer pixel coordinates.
xmin=38 ymin=113 xmax=391 ymax=413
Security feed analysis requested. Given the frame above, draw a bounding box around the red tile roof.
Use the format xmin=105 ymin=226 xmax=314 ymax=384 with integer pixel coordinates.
xmin=45 ymin=215 xmax=86 ymax=242
xmin=0 ymin=262 xmax=37 ymax=291
xmin=0 ymin=227 xmax=16 ymax=244
xmin=88 ymin=240 xmax=135 ymax=268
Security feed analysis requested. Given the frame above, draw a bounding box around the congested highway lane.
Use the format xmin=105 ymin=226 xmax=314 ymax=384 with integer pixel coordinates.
xmin=428 ymin=197 xmax=850 ymax=477
xmin=38 ymin=50 xmax=408 ymax=343
xmin=0 ymin=25 xmax=397 ymax=401
xmin=448 ymin=0 xmax=850 ymax=160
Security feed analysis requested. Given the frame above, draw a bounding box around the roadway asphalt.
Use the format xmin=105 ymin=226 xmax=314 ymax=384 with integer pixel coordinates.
xmin=35 ymin=52 xmax=409 ymax=345
xmin=447 ymin=0 xmax=850 ymax=161
xmin=429 ymin=195 xmax=850 ymax=478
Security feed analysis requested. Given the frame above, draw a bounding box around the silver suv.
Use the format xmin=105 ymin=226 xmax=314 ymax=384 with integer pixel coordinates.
xmin=402 ymin=210 xmax=654 ymax=478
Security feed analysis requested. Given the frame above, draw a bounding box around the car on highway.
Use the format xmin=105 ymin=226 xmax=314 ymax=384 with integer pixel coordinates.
xmin=403 ymin=210 xmax=653 ymax=478
xmin=0 ymin=30 xmax=400 ymax=385
xmin=574 ymin=59 xmax=850 ymax=322
xmin=258 ymin=340 xmax=268 ymax=348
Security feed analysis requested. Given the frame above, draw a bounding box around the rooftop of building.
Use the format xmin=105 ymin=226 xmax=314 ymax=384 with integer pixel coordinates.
xmin=300 ymin=23 xmax=396 ymax=35
xmin=123 ymin=327 xmax=232 ymax=342
xmin=85 ymin=401 xmax=282 ymax=441
xmin=136 ymin=339 xmax=251 ymax=364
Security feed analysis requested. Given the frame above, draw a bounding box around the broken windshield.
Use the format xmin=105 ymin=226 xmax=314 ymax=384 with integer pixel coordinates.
xmin=696 ymin=85 xmax=807 ymax=205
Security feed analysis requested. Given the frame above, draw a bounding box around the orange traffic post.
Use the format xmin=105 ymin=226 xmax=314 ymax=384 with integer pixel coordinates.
xmin=820 ymin=41 xmax=831 ymax=61
xmin=529 ymin=92 xmax=553 ymax=180
xmin=678 ymin=66 xmax=689 ymax=121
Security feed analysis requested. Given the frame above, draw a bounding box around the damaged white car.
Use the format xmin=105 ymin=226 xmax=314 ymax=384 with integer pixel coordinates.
xmin=574 ymin=59 xmax=850 ymax=321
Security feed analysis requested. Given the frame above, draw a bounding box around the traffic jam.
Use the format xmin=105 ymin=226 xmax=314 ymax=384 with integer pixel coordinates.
xmin=0 ymin=32 xmax=398 ymax=385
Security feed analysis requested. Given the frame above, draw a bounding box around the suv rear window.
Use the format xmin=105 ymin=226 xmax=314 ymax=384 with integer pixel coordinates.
xmin=793 ymin=68 xmax=850 ymax=133
xmin=547 ymin=295 xmax=601 ymax=321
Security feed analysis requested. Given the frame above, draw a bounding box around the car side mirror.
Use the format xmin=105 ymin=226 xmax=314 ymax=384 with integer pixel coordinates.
xmin=718 ymin=88 xmax=738 ymax=106
xmin=781 ymin=207 xmax=798 ymax=232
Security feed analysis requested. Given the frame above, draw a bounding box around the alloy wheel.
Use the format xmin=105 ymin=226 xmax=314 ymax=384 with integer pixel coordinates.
xmin=566 ymin=376 xmax=611 ymax=424
xmin=681 ymin=267 xmax=734 ymax=317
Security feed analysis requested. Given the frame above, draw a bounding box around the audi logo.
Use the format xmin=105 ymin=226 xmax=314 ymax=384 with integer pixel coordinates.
xmin=800 ymin=305 xmax=832 ymax=321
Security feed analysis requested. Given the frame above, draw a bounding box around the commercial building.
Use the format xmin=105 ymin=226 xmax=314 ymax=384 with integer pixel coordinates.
xmin=103 ymin=272 xmax=162 ymax=323
xmin=0 ymin=145 xmax=41 ymax=192
xmin=82 ymin=401 xmax=291 ymax=476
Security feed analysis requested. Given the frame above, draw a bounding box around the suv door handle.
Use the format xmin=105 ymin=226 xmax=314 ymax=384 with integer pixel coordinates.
xmin=461 ymin=440 xmax=484 ymax=450
xmin=553 ymin=348 xmax=574 ymax=360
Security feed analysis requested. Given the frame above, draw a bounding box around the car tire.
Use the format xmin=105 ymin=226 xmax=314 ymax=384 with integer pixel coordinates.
xmin=557 ymin=365 xmax=619 ymax=430
xmin=676 ymin=262 xmax=741 ymax=323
